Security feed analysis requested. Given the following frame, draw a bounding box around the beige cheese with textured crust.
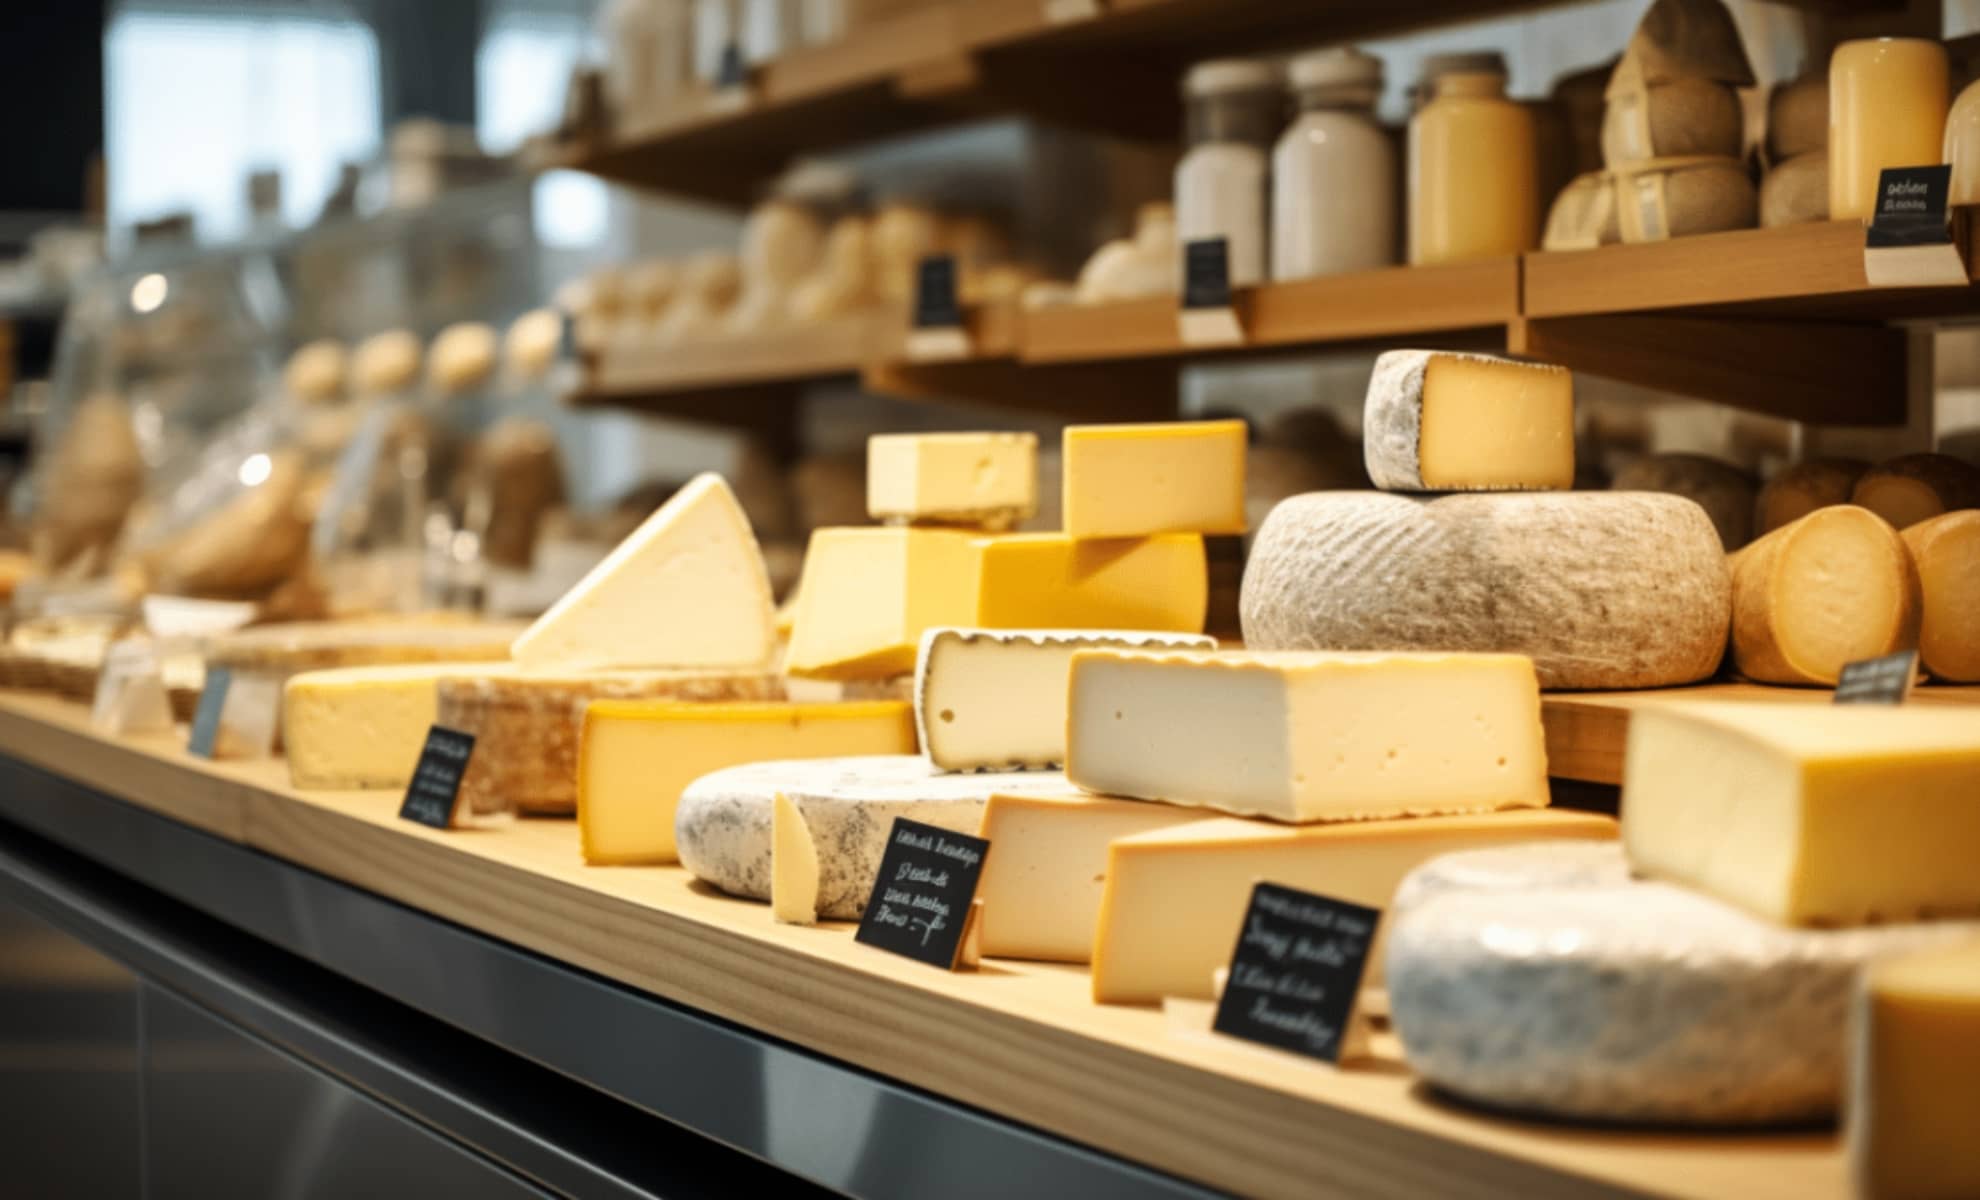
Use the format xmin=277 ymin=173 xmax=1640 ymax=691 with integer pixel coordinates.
xmin=1900 ymin=510 xmax=1980 ymax=682
xmin=1851 ymin=453 xmax=1980 ymax=531
xmin=1240 ymin=491 xmax=1729 ymax=689
xmin=1757 ymin=457 xmax=1868 ymax=533
xmin=1611 ymin=451 xmax=1756 ymax=548
xmin=1728 ymin=505 xmax=1920 ymax=686
xmin=1362 ymin=350 xmax=1574 ymax=492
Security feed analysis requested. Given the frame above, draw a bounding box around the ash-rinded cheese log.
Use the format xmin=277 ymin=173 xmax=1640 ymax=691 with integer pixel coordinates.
xmin=1240 ymin=491 xmax=1730 ymax=689
xmin=1727 ymin=505 xmax=1920 ymax=686
xmin=1901 ymin=510 xmax=1980 ymax=682
xmin=1362 ymin=350 xmax=1574 ymax=492
xmin=1850 ymin=453 xmax=1980 ymax=531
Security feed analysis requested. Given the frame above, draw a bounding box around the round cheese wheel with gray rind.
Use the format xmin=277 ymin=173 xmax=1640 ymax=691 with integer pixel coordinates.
xmin=676 ymin=757 xmax=1073 ymax=919
xmin=1610 ymin=451 xmax=1757 ymax=549
xmin=1760 ymin=150 xmax=1829 ymax=229
xmin=1386 ymin=843 xmax=1980 ymax=1126
xmin=1240 ymin=491 xmax=1731 ymax=690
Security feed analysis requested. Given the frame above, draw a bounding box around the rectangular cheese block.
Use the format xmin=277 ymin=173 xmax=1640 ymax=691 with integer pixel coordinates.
xmin=917 ymin=627 xmax=1215 ymax=771
xmin=867 ymin=432 xmax=1037 ymax=527
xmin=971 ymin=533 xmax=1207 ymax=632
xmin=284 ymin=661 xmax=513 ymax=789
xmin=512 ymin=473 xmax=776 ymax=671
xmin=1849 ymin=942 xmax=1980 ymax=1200
xmin=1623 ymin=702 xmax=1980 ymax=926
xmin=1092 ymin=809 xmax=1619 ymax=1003
xmin=578 ymin=699 xmax=916 ymax=864
xmin=975 ymin=792 xmax=1207 ymax=962
xmin=1067 ymin=649 xmax=1550 ymax=823
xmin=1363 ymin=350 xmax=1574 ymax=492
xmin=1062 ymin=420 xmax=1247 ymax=538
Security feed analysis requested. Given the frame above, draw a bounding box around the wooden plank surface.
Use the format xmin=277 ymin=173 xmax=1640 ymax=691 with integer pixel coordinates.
xmin=0 ymin=690 xmax=1849 ymax=1200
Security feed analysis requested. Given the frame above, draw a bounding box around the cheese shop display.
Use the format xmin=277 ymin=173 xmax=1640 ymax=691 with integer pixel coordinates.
xmin=1385 ymin=842 xmax=1980 ymax=1126
xmin=283 ymin=660 xmax=512 ymax=789
xmin=1060 ymin=420 xmax=1246 ymax=539
xmin=1900 ymin=510 xmax=1980 ymax=681
xmin=1848 ymin=942 xmax=1980 ymax=1200
xmin=1727 ymin=506 xmax=1920 ymax=687
xmin=1756 ymin=457 xmax=1871 ymax=534
xmin=1065 ymin=649 xmax=1549 ymax=823
xmin=576 ymin=699 xmax=915 ymax=865
xmin=1242 ymin=491 xmax=1729 ymax=689
xmin=865 ymin=432 xmax=1037 ymax=528
xmin=1408 ymin=53 xmax=1537 ymax=265
xmin=1091 ymin=809 xmax=1619 ymax=1004
xmin=915 ymin=627 xmax=1215 ymax=772
xmin=675 ymin=756 xmax=1073 ymax=919
xmin=1849 ymin=452 xmax=1980 ymax=531
xmin=1829 ymin=37 xmax=1950 ymax=223
xmin=1361 ymin=350 xmax=1574 ymax=492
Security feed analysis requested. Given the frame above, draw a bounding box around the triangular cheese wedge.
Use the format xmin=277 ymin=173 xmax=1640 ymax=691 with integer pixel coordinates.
xmin=511 ymin=473 xmax=774 ymax=670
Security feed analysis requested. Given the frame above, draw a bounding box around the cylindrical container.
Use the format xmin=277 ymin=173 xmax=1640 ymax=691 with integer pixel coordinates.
xmin=1829 ymin=38 xmax=1949 ymax=221
xmin=1409 ymin=59 xmax=1538 ymax=265
xmin=1271 ymin=47 xmax=1396 ymax=280
xmin=1946 ymin=78 xmax=1980 ymax=205
xmin=1175 ymin=59 xmax=1281 ymax=288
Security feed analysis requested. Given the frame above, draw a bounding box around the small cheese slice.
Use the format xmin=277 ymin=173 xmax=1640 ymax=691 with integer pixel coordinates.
xmin=283 ymin=660 xmax=512 ymax=789
xmin=1061 ymin=420 xmax=1247 ymax=538
xmin=771 ymin=792 xmax=820 ymax=926
xmin=867 ymin=432 xmax=1037 ymax=527
xmin=971 ymin=532 xmax=1207 ymax=632
xmin=785 ymin=527 xmax=979 ymax=680
xmin=1901 ymin=510 xmax=1980 ymax=682
xmin=511 ymin=472 xmax=776 ymax=671
xmin=1622 ymin=702 xmax=1980 ymax=926
xmin=577 ymin=699 xmax=915 ymax=865
xmin=916 ymin=627 xmax=1215 ymax=771
xmin=1066 ymin=649 xmax=1550 ymax=823
xmin=1362 ymin=350 xmax=1574 ymax=492
xmin=1091 ymin=809 xmax=1619 ymax=1003
xmin=1851 ymin=453 xmax=1980 ymax=531
xmin=1728 ymin=505 xmax=1920 ymax=686
xmin=975 ymin=792 xmax=1206 ymax=962
xmin=1850 ymin=942 xmax=1980 ymax=1200
xmin=1756 ymin=458 xmax=1870 ymax=534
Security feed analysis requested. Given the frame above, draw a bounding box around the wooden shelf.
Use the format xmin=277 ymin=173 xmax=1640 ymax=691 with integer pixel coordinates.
xmin=0 ymin=689 xmax=1849 ymax=1200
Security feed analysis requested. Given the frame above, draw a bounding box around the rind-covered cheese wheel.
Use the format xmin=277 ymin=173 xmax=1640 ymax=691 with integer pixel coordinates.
xmin=1727 ymin=505 xmax=1921 ymax=686
xmin=1768 ymin=72 xmax=1827 ymax=161
xmin=1760 ymin=149 xmax=1829 ymax=228
xmin=1239 ymin=491 xmax=1730 ymax=689
xmin=1900 ymin=510 xmax=1980 ymax=682
xmin=1851 ymin=453 xmax=1980 ymax=530
xmin=1610 ymin=451 xmax=1756 ymax=549
xmin=1600 ymin=77 xmax=1743 ymax=167
xmin=1613 ymin=155 xmax=1756 ymax=242
xmin=1756 ymin=457 xmax=1870 ymax=534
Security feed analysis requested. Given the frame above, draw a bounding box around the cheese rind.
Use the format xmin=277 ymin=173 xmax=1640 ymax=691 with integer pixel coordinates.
xmin=1728 ymin=505 xmax=1920 ymax=686
xmin=866 ymin=432 xmax=1038 ymax=527
xmin=1091 ymin=809 xmax=1618 ymax=1003
xmin=1241 ymin=491 xmax=1729 ymax=689
xmin=1851 ymin=453 xmax=1980 ymax=531
xmin=511 ymin=473 xmax=776 ymax=671
xmin=1061 ymin=421 xmax=1247 ymax=538
xmin=1622 ymin=701 xmax=1980 ymax=926
xmin=917 ymin=627 xmax=1215 ymax=771
xmin=771 ymin=792 xmax=820 ymax=925
xmin=1611 ymin=452 xmax=1755 ymax=549
xmin=284 ymin=661 xmax=512 ymax=789
xmin=1756 ymin=457 xmax=1869 ymax=534
xmin=974 ymin=792 xmax=1207 ymax=962
xmin=1363 ymin=350 xmax=1574 ymax=492
xmin=577 ymin=699 xmax=915 ymax=865
xmin=1849 ymin=942 xmax=1980 ymax=1200
xmin=1900 ymin=510 xmax=1980 ymax=682
xmin=1066 ymin=649 xmax=1550 ymax=823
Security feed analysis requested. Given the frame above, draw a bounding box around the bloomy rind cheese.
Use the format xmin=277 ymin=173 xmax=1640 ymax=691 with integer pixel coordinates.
xmin=1362 ymin=350 xmax=1574 ymax=492
xmin=1240 ymin=491 xmax=1730 ymax=689
xmin=1728 ymin=505 xmax=1920 ymax=686
xmin=1900 ymin=510 xmax=1980 ymax=682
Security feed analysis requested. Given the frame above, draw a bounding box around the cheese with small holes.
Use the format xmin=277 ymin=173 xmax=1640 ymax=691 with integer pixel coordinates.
xmin=284 ymin=661 xmax=512 ymax=789
xmin=1901 ymin=510 xmax=1980 ymax=682
xmin=1091 ymin=809 xmax=1618 ymax=1003
xmin=578 ymin=700 xmax=914 ymax=864
xmin=511 ymin=473 xmax=776 ymax=671
xmin=1362 ymin=351 xmax=1574 ymax=491
xmin=1067 ymin=649 xmax=1549 ymax=823
xmin=1241 ymin=491 xmax=1729 ymax=689
xmin=1851 ymin=453 xmax=1980 ymax=531
xmin=1623 ymin=702 xmax=1980 ymax=926
xmin=1756 ymin=457 xmax=1869 ymax=533
xmin=975 ymin=792 xmax=1207 ymax=962
xmin=1728 ymin=505 xmax=1920 ymax=685
xmin=771 ymin=792 xmax=821 ymax=925
xmin=1849 ymin=942 xmax=1980 ymax=1200
xmin=916 ymin=627 xmax=1215 ymax=771
xmin=1061 ymin=420 xmax=1246 ymax=538
xmin=866 ymin=432 xmax=1037 ymax=528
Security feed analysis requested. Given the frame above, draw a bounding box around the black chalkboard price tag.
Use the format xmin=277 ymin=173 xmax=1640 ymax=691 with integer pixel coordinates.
xmin=855 ymin=818 xmax=989 ymax=969
xmin=398 ymin=726 xmax=476 ymax=829
xmin=186 ymin=666 xmax=231 ymax=759
xmin=1834 ymin=649 xmax=1919 ymax=706
xmin=1864 ymin=165 xmax=1967 ymax=287
xmin=913 ymin=255 xmax=963 ymax=329
xmin=1182 ymin=237 xmax=1232 ymax=310
xmin=1212 ymin=882 xmax=1380 ymax=1064
xmin=716 ymin=41 xmax=747 ymax=89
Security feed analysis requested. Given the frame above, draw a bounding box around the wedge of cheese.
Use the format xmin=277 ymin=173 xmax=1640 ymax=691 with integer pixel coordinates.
xmin=1362 ymin=350 xmax=1574 ymax=492
xmin=1091 ymin=808 xmax=1619 ymax=1003
xmin=1066 ymin=649 xmax=1549 ymax=823
xmin=1062 ymin=420 xmax=1247 ymax=538
xmin=1728 ymin=505 xmax=1920 ymax=686
xmin=771 ymin=792 xmax=821 ymax=925
xmin=511 ymin=473 xmax=775 ymax=671
xmin=1850 ymin=941 xmax=1980 ymax=1200
xmin=1623 ymin=702 xmax=1980 ymax=926
xmin=284 ymin=660 xmax=512 ymax=789
xmin=867 ymin=432 xmax=1037 ymax=528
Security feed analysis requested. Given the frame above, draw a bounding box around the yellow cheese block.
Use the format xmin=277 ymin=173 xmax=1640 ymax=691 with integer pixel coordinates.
xmin=1362 ymin=350 xmax=1575 ymax=491
xmin=1901 ymin=510 xmax=1980 ymax=682
xmin=1091 ymin=808 xmax=1619 ymax=1003
xmin=1728 ymin=505 xmax=1920 ymax=686
xmin=771 ymin=791 xmax=821 ymax=925
xmin=1623 ymin=702 xmax=1980 ymax=926
xmin=971 ymin=533 xmax=1207 ymax=632
xmin=577 ymin=699 xmax=916 ymax=864
xmin=866 ymin=432 xmax=1037 ymax=528
xmin=283 ymin=660 xmax=513 ymax=790
xmin=1850 ymin=941 xmax=1980 ymax=1200
xmin=1061 ymin=420 xmax=1246 ymax=539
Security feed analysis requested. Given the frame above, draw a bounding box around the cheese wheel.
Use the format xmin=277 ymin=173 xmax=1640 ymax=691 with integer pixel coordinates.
xmin=1900 ymin=510 xmax=1980 ymax=681
xmin=427 ymin=322 xmax=498 ymax=395
xmin=1612 ymin=0 xmax=1754 ymax=88
xmin=352 ymin=330 xmax=422 ymax=397
xmin=1240 ymin=491 xmax=1730 ymax=690
xmin=151 ymin=449 xmax=311 ymax=596
xmin=504 ymin=308 xmax=564 ymax=383
xmin=208 ymin=619 xmax=528 ymax=675
xmin=1386 ymin=843 xmax=1980 ymax=1126
xmin=1760 ymin=150 xmax=1830 ymax=228
xmin=283 ymin=339 xmax=348 ymax=404
xmin=1362 ymin=350 xmax=1575 ymax=492
xmin=1727 ymin=505 xmax=1921 ymax=686
xmin=1600 ymin=77 xmax=1743 ymax=167
xmin=1756 ymin=457 xmax=1870 ymax=534
xmin=1614 ymin=156 xmax=1756 ymax=242
xmin=1851 ymin=453 xmax=1980 ymax=530
xmin=1553 ymin=59 xmax=1615 ymax=175
xmin=1768 ymin=72 xmax=1827 ymax=161
xmin=1611 ymin=452 xmax=1756 ymax=548
xmin=1541 ymin=170 xmax=1621 ymax=251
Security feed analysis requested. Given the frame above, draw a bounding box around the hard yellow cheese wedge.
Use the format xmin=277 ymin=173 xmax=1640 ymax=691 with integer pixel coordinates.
xmin=1850 ymin=940 xmax=1980 ymax=1200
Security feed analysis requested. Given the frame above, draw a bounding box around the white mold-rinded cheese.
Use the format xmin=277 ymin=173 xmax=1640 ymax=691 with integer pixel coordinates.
xmin=675 ymin=756 xmax=1072 ymax=919
xmin=1240 ymin=491 xmax=1730 ymax=690
xmin=1362 ymin=351 xmax=1574 ymax=492
xmin=1386 ymin=843 xmax=1980 ymax=1126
